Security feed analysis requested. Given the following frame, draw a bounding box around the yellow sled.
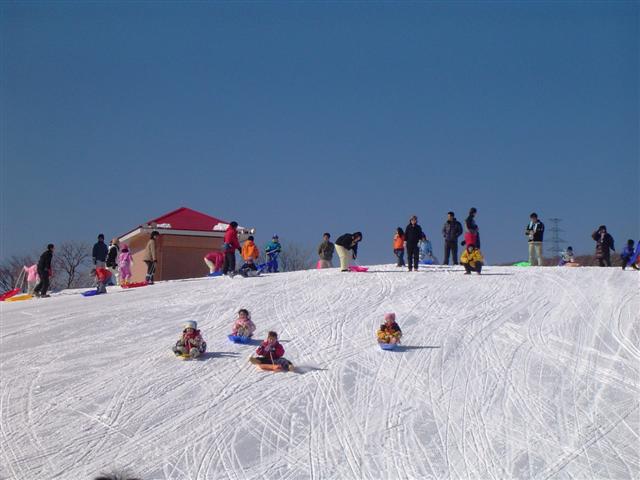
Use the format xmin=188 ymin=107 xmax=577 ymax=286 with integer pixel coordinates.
xmin=5 ymin=294 xmax=33 ymax=302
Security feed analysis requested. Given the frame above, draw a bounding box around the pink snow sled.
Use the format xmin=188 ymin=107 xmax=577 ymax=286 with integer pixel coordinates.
xmin=348 ymin=265 xmax=368 ymax=272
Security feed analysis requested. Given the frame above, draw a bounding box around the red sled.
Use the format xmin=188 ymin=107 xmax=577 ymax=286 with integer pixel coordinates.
xmin=121 ymin=281 xmax=148 ymax=289
xmin=0 ymin=288 xmax=21 ymax=301
xmin=348 ymin=265 xmax=369 ymax=272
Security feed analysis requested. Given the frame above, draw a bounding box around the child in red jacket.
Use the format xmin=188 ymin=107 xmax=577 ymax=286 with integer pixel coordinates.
xmin=172 ymin=321 xmax=207 ymax=359
xmin=92 ymin=267 xmax=112 ymax=294
xmin=250 ymin=331 xmax=294 ymax=371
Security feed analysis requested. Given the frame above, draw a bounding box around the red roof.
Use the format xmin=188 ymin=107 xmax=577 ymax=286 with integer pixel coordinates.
xmin=147 ymin=207 xmax=228 ymax=232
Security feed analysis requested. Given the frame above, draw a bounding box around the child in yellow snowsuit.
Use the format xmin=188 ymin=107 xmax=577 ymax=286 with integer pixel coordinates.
xmin=377 ymin=313 xmax=402 ymax=344
xmin=460 ymin=244 xmax=484 ymax=274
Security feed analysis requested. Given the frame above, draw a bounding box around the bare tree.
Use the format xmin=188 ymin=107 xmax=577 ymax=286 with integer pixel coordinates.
xmin=278 ymin=241 xmax=314 ymax=272
xmin=53 ymin=241 xmax=92 ymax=289
xmin=0 ymin=253 xmax=38 ymax=292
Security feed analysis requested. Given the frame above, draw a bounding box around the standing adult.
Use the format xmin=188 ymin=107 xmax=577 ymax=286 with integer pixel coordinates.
xmin=222 ymin=222 xmax=241 ymax=275
xmin=464 ymin=208 xmax=480 ymax=248
xmin=592 ymin=225 xmax=615 ymax=267
xmin=34 ymin=244 xmax=54 ymax=298
xmin=143 ymin=230 xmax=160 ymax=284
xmin=525 ymin=213 xmax=545 ymax=266
xmin=92 ymin=234 xmax=108 ymax=267
xmin=404 ymin=215 xmax=424 ymax=271
xmin=317 ymin=233 xmax=335 ymax=269
xmin=442 ymin=211 xmax=463 ymax=265
xmin=106 ymin=238 xmax=120 ymax=285
xmin=335 ymin=232 xmax=363 ymax=272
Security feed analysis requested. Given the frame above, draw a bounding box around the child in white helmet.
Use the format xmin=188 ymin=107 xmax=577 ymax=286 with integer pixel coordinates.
xmin=172 ymin=320 xmax=207 ymax=359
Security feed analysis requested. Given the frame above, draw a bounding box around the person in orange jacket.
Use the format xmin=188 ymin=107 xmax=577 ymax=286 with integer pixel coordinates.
xmin=393 ymin=227 xmax=405 ymax=267
xmin=93 ymin=267 xmax=112 ymax=293
xmin=241 ymin=236 xmax=260 ymax=262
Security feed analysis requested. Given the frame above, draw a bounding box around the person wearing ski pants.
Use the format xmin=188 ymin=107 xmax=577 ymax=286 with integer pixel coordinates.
xmin=404 ymin=216 xmax=424 ymax=271
xmin=334 ymin=232 xmax=363 ymax=271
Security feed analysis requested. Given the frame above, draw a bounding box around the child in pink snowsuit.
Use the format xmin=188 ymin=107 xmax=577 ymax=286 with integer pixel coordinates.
xmin=23 ymin=264 xmax=39 ymax=295
xmin=117 ymin=244 xmax=133 ymax=285
xmin=231 ymin=308 xmax=256 ymax=338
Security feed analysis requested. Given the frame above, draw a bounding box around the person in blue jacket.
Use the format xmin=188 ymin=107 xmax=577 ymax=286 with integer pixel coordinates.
xmin=621 ymin=239 xmax=638 ymax=270
xmin=264 ymin=235 xmax=282 ymax=273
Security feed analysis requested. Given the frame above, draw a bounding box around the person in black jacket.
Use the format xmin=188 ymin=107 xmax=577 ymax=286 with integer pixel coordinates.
xmin=525 ymin=213 xmax=545 ymax=266
xmin=335 ymin=232 xmax=363 ymax=272
xmin=442 ymin=211 xmax=463 ymax=265
xmin=592 ymin=225 xmax=615 ymax=267
xmin=34 ymin=244 xmax=54 ymax=298
xmin=106 ymin=238 xmax=120 ymax=285
xmin=404 ymin=215 xmax=424 ymax=271
xmin=92 ymin=234 xmax=109 ymax=267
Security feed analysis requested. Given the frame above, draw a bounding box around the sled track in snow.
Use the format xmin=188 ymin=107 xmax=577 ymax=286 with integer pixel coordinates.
xmin=1 ymin=266 xmax=638 ymax=479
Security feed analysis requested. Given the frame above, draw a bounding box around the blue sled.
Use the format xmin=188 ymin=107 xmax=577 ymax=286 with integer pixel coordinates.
xmin=208 ymin=271 xmax=223 ymax=277
xmin=81 ymin=290 xmax=104 ymax=297
xmin=379 ymin=342 xmax=398 ymax=351
xmin=228 ymin=334 xmax=252 ymax=344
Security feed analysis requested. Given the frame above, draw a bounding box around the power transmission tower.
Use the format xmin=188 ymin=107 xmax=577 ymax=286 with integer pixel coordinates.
xmin=547 ymin=218 xmax=567 ymax=258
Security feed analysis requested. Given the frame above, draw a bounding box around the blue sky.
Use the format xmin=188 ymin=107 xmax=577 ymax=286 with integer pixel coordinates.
xmin=1 ymin=1 xmax=637 ymax=265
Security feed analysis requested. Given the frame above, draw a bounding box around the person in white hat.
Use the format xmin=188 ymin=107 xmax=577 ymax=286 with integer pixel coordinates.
xmin=172 ymin=321 xmax=207 ymax=358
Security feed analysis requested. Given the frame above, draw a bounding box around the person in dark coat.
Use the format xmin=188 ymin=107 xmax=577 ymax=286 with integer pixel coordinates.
xmin=404 ymin=215 xmax=424 ymax=271
xmin=442 ymin=211 xmax=463 ymax=265
xmin=92 ymin=234 xmax=109 ymax=267
xmin=526 ymin=213 xmax=545 ymax=266
xmin=592 ymin=225 xmax=615 ymax=267
xmin=317 ymin=233 xmax=335 ymax=269
xmin=335 ymin=232 xmax=362 ymax=271
xmin=106 ymin=238 xmax=119 ymax=285
xmin=34 ymin=244 xmax=54 ymax=298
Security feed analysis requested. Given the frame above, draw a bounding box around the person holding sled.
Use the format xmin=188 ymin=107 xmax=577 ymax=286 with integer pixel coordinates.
xmin=33 ymin=244 xmax=54 ymax=298
xmin=460 ymin=244 xmax=484 ymax=275
xmin=335 ymin=231 xmax=363 ymax=272
xmin=172 ymin=320 xmax=207 ymax=359
xmin=405 ymin=215 xmax=424 ymax=272
xmin=264 ymin=235 xmax=282 ymax=273
xmin=592 ymin=226 xmax=615 ymax=267
xmin=204 ymin=251 xmax=224 ymax=275
xmin=442 ymin=211 xmax=463 ymax=265
xmin=250 ymin=331 xmax=294 ymax=371
xmin=317 ymin=233 xmax=335 ymax=269
xmin=377 ymin=313 xmax=402 ymax=345
xmin=92 ymin=266 xmax=112 ymax=294
xmin=621 ymin=239 xmax=638 ymax=270
xmin=231 ymin=309 xmax=256 ymax=338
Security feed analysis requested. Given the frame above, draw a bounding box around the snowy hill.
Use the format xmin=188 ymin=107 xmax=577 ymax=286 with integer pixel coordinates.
xmin=1 ymin=265 xmax=638 ymax=480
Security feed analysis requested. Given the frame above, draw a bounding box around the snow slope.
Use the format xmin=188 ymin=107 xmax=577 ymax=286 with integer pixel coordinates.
xmin=1 ymin=265 xmax=638 ymax=480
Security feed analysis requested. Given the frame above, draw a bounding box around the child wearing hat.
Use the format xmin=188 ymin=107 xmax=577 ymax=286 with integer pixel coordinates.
xmin=250 ymin=331 xmax=294 ymax=371
xmin=118 ymin=244 xmax=134 ymax=285
xmin=460 ymin=244 xmax=484 ymax=274
xmin=173 ymin=321 xmax=207 ymax=359
xmin=231 ymin=309 xmax=256 ymax=338
xmin=377 ymin=313 xmax=402 ymax=345
xmin=264 ymin=235 xmax=282 ymax=273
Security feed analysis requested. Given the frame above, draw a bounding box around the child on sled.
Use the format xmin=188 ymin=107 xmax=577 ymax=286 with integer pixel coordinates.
xmin=231 ymin=309 xmax=256 ymax=338
xmin=172 ymin=320 xmax=207 ymax=359
xmin=377 ymin=313 xmax=402 ymax=345
xmin=250 ymin=331 xmax=294 ymax=371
